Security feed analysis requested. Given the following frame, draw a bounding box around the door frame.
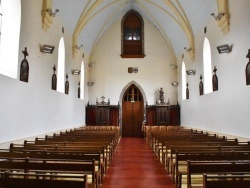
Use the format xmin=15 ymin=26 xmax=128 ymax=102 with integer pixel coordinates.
xmin=119 ymin=81 xmax=147 ymax=136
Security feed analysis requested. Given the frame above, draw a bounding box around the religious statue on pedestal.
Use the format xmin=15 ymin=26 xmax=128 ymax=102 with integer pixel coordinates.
xmin=158 ymin=87 xmax=164 ymax=103
xmin=156 ymin=87 xmax=170 ymax=106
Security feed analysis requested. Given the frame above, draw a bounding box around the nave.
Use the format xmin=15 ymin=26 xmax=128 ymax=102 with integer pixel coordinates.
xmin=101 ymin=138 xmax=175 ymax=188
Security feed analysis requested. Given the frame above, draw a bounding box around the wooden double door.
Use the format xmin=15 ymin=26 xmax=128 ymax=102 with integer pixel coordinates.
xmin=122 ymin=84 xmax=144 ymax=137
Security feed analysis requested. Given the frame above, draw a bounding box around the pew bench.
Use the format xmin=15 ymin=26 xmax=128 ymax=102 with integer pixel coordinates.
xmin=0 ymin=171 xmax=88 ymax=188
xmin=173 ymin=151 xmax=250 ymax=185
xmin=10 ymin=144 xmax=111 ymax=169
xmin=178 ymin=160 xmax=250 ymax=188
xmin=203 ymin=173 xmax=250 ymax=188
xmin=165 ymin=145 xmax=250 ymax=174
xmin=25 ymin=140 xmax=114 ymax=163
xmin=0 ymin=157 xmax=100 ymax=188
xmin=0 ymin=149 xmax=105 ymax=182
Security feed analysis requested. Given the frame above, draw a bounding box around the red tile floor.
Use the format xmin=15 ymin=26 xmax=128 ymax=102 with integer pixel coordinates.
xmin=101 ymin=138 xmax=176 ymax=188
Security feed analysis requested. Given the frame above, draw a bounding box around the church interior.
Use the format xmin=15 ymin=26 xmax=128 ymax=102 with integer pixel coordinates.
xmin=0 ymin=0 xmax=250 ymax=187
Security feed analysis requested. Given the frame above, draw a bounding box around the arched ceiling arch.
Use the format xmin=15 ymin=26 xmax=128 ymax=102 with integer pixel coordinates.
xmin=49 ymin=0 xmax=228 ymax=61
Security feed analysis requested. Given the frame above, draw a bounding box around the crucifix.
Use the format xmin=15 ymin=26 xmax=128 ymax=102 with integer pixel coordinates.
xmin=22 ymin=47 xmax=29 ymax=59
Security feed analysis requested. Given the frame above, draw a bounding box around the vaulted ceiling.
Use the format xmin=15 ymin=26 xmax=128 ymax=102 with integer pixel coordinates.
xmin=51 ymin=0 xmax=224 ymax=60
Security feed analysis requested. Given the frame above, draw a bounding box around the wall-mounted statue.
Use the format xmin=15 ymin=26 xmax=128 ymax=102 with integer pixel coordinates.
xmin=212 ymin=66 xmax=218 ymax=91
xmin=65 ymin=73 xmax=69 ymax=94
xmin=186 ymin=82 xmax=189 ymax=99
xmin=246 ymin=49 xmax=250 ymax=85
xmin=156 ymin=87 xmax=170 ymax=105
xmin=52 ymin=65 xmax=57 ymax=90
xmin=199 ymin=74 xmax=204 ymax=96
xmin=78 ymin=81 xmax=80 ymax=98
xmin=20 ymin=47 xmax=29 ymax=83
xmin=158 ymin=87 xmax=164 ymax=103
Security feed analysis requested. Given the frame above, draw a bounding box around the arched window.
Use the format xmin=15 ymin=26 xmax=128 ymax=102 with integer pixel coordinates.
xmin=121 ymin=10 xmax=144 ymax=58
xmin=182 ymin=61 xmax=187 ymax=100
xmin=57 ymin=37 xmax=65 ymax=93
xmin=0 ymin=0 xmax=21 ymax=78
xmin=80 ymin=61 xmax=84 ymax=100
xmin=203 ymin=37 xmax=213 ymax=94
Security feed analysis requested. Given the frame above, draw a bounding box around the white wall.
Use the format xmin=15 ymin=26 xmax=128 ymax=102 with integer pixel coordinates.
xmin=0 ymin=0 xmax=88 ymax=144
xmin=178 ymin=0 xmax=250 ymax=139
xmin=89 ymin=17 xmax=177 ymax=106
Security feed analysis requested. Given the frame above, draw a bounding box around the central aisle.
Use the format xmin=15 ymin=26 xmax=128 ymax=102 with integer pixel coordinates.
xmin=101 ymin=138 xmax=176 ymax=188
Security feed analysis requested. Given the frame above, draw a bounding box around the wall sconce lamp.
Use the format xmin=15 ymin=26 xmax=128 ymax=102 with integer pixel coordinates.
xmin=87 ymin=82 xmax=94 ymax=86
xmin=170 ymin=64 xmax=178 ymax=69
xmin=184 ymin=47 xmax=192 ymax=53
xmin=72 ymin=69 xmax=81 ymax=75
xmin=186 ymin=70 xmax=196 ymax=75
xmin=217 ymin=44 xmax=232 ymax=54
xmin=171 ymin=82 xmax=178 ymax=86
xmin=211 ymin=13 xmax=225 ymax=21
xmin=75 ymin=45 xmax=83 ymax=50
xmin=46 ymin=9 xmax=59 ymax=17
xmin=88 ymin=63 xmax=95 ymax=67
xmin=40 ymin=45 xmax=55 ymax=54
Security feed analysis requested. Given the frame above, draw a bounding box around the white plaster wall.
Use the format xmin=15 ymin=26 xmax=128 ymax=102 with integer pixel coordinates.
xmin=89 ymin=18 xmax=177 ymax=106
xmin=178 ymin=0 xmax=250 ymax=139
xmin=0 ymin=0 xmax=88 ymax=144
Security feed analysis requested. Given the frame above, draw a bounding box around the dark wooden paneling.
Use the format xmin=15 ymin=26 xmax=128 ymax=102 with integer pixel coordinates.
xmin=146 ymin=106 xmax=156 ymax=125
xmin=122 ymin=101 xmax=144 ymax=137
xmin=170 ymin=105 xmax=180 ymax=125
xmin=86 ymin=106 xmax=96 ymax=125
xmin=122 ymin=102 xmax=133 ymax=137
xmin=156 ymin=106 xmax=170 ymax=125
xmin=96 ymin=107 xmax=110 ymax=125
xmin=133 ymin=102 xmax=144 ymax=137
xmin=86 ymin=105 xmax=119 ymax=126
xmin=146 ymin=105 xmax=180 ymax=126
xmin=110 ymin=107 xmax=119 ymax=126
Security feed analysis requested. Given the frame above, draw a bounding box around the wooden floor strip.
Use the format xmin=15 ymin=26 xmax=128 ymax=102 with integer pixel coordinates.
xmin=101 ymin=138 xmax=176 ymax=188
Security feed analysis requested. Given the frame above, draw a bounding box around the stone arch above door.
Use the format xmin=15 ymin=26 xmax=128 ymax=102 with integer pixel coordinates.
xmin=119 ymin=81 xmax=147 ymax=127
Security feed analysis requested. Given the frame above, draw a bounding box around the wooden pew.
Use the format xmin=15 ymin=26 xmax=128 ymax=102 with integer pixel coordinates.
xmin=1 ymin=126 xmax=119 ymax=187
xmin=203 ymin=174 xmax=250 ymax=188
xmin=166 ymin=145 xmax=250 ymax=174
xmin=152 ymin=132 xmax=228 ymax=159
xmin=151 ymin=130 xmax=212 ymax=151
xmin=160 ymin=139 xmax=241 ymax=168
xmin=0 ymin=157 xmax=100 ymax=188
xmin=41 ymin=135 xmax=117 ymax=155
xmin=9 ymin=144 xmax=110 ymax=167
xmin=0 ymin=149 xmax=105 ymax=182
xmin=0 ymin=171 xmax=88 ymax=188
xmin=174 ymin=151 xmax=250 ymax=185
xmin=57 ymin=131 xmax=118 ymax=146
xmin=179 ymin=160 xmax=250 ymax=188
xmin=24 ymin=140 xmax=114 ymax=163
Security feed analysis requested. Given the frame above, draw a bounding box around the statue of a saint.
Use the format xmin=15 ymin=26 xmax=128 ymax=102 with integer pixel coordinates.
xmin=158 ymin=87 xmax=164 ymax=103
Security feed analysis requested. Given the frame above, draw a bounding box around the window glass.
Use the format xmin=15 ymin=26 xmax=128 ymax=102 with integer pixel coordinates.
xmin=0 ymin=0 xmax=21 ymax=78
xmin=182 ymin=61 xmax=187 ymax=100
xmin=57 ymin=37 xmax=65 ymax=93
xmin=203 ymin=38 xmax=213 ymax=94
xmin=80 ymin=61 xmax=84 ymax=100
